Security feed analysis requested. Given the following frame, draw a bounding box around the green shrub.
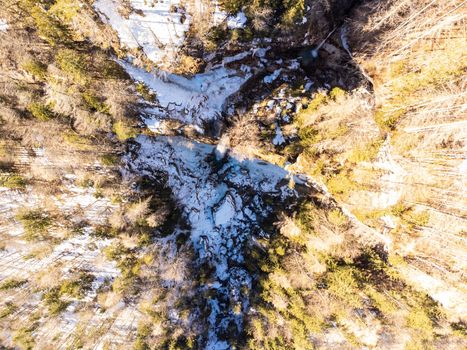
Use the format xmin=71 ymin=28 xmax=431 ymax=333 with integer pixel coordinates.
xmin=451 ymin=321 xmax=467 ymax=338
xmin=326 ymin=267 xmax=362 ymax=307
xmin=326 ymin=171 xmax=356 ymax=199
xmin=82 ymin=92 xmax=110 ymax=114
xmin=59 ymin=271 xmax=94 ymax=298
xmin=101 ymin=60 xmax=129 ymax=80
xmin=13 ymin=322 xmax=38 ymax=350
xmin=298 ymin=125 xmax=322 ymax=148
xmin=55 ymin=49 xmax=89 ymax=84
xmin=136 ymin=82 xmax=157 ymax=103
xmin=296 ymin=201 xmax=319 ymax=236
xmin=220 ymin=0 xmax=247 ymax=14
xmin=205 ymin=25 xmax=229 ymax=49
xmin=301 ymin=92 xmax=328 ymax=114
xmin=104 ymin=242 xmax=131 ymax=260
xmin=282 ymin=0 xmax=305 ymax=25
xmin=0 ymin=302 xmax=17 ymax=319
xmin=390 ymin=201 xmax=409 ymax=216
xmin=405 ymin=210 xmax=430 ymax=227
xmin=42 ymin=287 xmax=70 ymax=316
xmin=133 ymin=323 xmax=151 ymax=350
xmin=27 ymin=102 xmax=55 ymax=121
xmin=0 ymin=173 xmax=27 ymax=189
xmin=50 ymin=0 xmax=80 ymax=22
xmin=348 ymin=138 xmax=384 ymax=163
xmin=329 ymin=87 xmax=346 ymax=100
xmin=63 ymin=132 xmax=93 ymax=151
xmin=113 ymin=120 xmax=138 ymax=141
xmin=328 ymin=209 xmax=350 ymax=228
xmin=29 ymin=5 xmax=71 ymax=46
xmin=0 ymin=278 xmax=27 ymax=290
xmin=406 ymin=309 xmax=433 ymax=337
xmin=366 ymin=287 xmax=396 ymax=314
xmin=374 ymin=107 xmax=407 ymax=131
xmin=390 ymin=202 xmax=430 ymax=228
xmin=100 ymin=154 xmax=120 ymax=166
xmin=325 ymin=123 xmax=349 ymax=139
xmin=22 ymin=59 xmax=48 ymax=81
xmin=16 ymin=209 xmax=52 ymax=241
xmin=104 ymin=243 xmax=144 ymax=295
xmin=133 ymin=338 xmax=150 ymax=350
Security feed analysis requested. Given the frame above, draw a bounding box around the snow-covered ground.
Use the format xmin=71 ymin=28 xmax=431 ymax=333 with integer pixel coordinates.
xmin=0 ymin=183 xmax=123 ymax=348
xmin=0 ymin=19 xmax=8 ymax=32
xmin=125 ymin=135 xmax=299 ymax=347
xmin=122 ymin=60 xmax=250 ymax=129
xmin=94 ymin=0 xmax=191 ymax=63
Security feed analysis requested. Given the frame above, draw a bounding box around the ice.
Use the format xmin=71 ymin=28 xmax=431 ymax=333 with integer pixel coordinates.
xmin=125 ymin=135 xmax=299 ymax=344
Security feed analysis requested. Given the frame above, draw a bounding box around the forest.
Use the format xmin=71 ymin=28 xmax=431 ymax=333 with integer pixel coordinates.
xmin=0 ymin=0 xmax=465 ymax=349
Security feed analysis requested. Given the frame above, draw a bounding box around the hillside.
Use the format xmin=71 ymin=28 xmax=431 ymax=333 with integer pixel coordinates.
xmin=0 ymin=0 xmax=465 ymax=349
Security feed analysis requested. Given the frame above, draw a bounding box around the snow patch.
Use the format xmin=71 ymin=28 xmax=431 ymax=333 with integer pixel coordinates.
xmin=272 ymin=124 xmax=286 ymax=146
xmin=0 ymin=19 xmax=8 ymax=32
xmin=263 ymin=69 xmax=282 ymax=84
xmin=213 ymin=193 xmax=236 ymax=226
xmin=227 ymin=12 xmax=247 ymax=29
xmin=370 ymin=137 xmax=406 ymax=208
xmin=121 ymin=60 xmax=250 ymax=128
xmin=93 ymin=0 xmax=190 ymax=63
xmin=223 ymin=51 xmax=250 ymax=64
xmin=211 ymin=3 xmax=227 ymax=25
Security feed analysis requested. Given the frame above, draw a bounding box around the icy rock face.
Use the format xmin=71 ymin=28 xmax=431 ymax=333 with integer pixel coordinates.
xmin=125 ymin=135 xmax=298 ymax=346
